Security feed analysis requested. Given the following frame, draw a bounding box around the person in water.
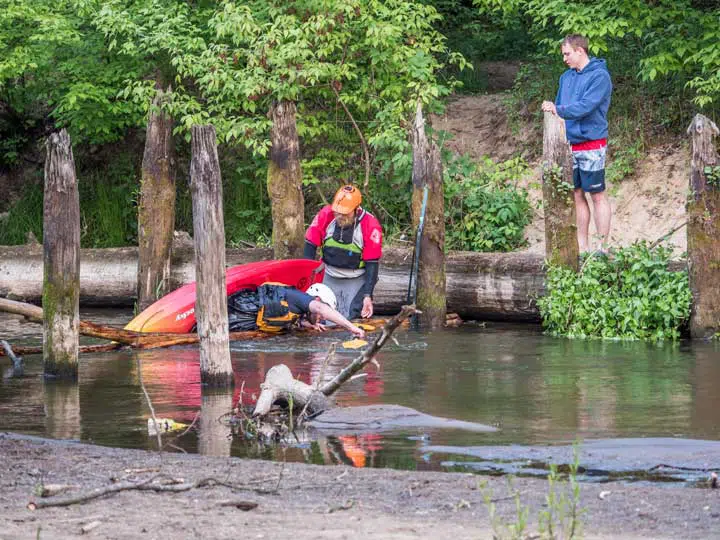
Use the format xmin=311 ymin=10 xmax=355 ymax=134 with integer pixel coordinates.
xmin=227 ymin=282 xmax=365 ymax=338
xmin=304 ymin=184 xmax=383 ymax=319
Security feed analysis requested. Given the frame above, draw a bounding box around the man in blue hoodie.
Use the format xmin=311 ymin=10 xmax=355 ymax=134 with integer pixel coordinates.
xmin=542 ymin=35 xmax=613 ymax=253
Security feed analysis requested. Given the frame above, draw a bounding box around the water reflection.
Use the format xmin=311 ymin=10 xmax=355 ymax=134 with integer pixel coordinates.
xmin=44 ymin=380 xmax=80 ymax=440
xmin=1 ymin=311 xmax=720 ymax=480
xmin=199 ymin=390 xmax=233 ymax=457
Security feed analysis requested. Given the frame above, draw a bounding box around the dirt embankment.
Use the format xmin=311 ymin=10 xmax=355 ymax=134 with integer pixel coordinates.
xmin=2 ymin=434 xmax=719 ymax=540
xmin=434 ymin=95 xmax=689 ymax=256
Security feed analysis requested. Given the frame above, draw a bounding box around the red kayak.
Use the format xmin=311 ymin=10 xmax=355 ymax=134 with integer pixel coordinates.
xmin=125 ymin=259 xmax=324 ymax=333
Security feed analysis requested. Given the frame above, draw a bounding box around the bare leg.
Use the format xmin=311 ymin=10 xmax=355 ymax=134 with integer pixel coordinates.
xmin=574 ymin=188 xmax=591 ymax=252
xmin=590 ymin=191 xmax=612 ymax=249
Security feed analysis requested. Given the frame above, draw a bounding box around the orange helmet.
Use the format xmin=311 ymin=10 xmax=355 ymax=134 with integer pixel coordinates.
xmin=331 ymin=185 xmax=362 ymax=215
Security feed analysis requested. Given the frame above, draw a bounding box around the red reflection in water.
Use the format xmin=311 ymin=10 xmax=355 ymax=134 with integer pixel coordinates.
xmin=139 ymin=348 xmax=387 ymax=424
xmin=338 ymin=434 xmax=385 ymax=468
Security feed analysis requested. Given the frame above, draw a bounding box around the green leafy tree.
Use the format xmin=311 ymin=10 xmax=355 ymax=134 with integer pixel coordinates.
xmin=473 ymin=0 xmax=720 ymax=106
xmin=0 ymin=0 xmax=148 ymax=164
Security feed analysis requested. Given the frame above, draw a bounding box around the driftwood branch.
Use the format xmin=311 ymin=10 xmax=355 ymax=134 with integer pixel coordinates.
xmin=252 ymin=306 xmax=417 ymax=418
xmin=320 ymin=305 xmax=417 ymax=397
xmin=1 ymin=339 xmax=23 ymax=375
xmin=648 ymin=221 xmax=687 ymax=250
xmin=28 ymin=475 xmax=277 ymax=510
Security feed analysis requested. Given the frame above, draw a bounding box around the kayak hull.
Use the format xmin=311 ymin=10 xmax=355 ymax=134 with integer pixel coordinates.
xmin=125 ymin=259 xmax=323 ymax=333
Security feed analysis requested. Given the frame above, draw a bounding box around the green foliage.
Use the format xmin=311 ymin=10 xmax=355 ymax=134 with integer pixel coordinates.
xmin=444 ymin=153 xmax=531 ymax=252
xmin=223 ymin=156 xmax=272 ymax=247
xmin=473 ymin=0 xmax=720 ymax=107
xmin=703 ymin=165 xmax=720 ymax=189
xmin=481 ymin=445 xmax=584 ymax=540
xmin=0 ymin=0 xmax=148 ymax=162
xmin=427 ymin=0 xmax=536 ymax=94
xmin=79 ymin=158 xmax=139 ymax=247
xmin=0 ymin=182 xmax=44 ymax=245
xmin=538 ymin=243 xmax=692 ymax=340
xmin=606 ymin=140 xmax=642 ymax=185
xmin=539 ymin=449 xmax=583 ymax=539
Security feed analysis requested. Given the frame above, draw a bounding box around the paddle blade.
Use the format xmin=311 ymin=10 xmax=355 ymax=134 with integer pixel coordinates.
xmin=342 ymin=339 xmax=368 ymax=349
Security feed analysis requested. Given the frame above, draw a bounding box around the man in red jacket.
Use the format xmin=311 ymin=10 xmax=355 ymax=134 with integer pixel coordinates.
xmin=304 ymin=185 xmax=383 ymax=319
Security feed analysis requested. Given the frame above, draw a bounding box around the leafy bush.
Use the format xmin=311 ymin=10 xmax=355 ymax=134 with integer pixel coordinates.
xmin=537 ymin=243 xmax=691 ymax=340
xmin=444 ymin=154 xmax=531 ymax=252
xmin=0 ymin=181 xmax=43 ymax=245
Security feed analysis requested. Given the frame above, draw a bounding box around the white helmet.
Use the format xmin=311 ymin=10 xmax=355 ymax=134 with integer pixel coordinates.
xmin=306 ymin=283 xmax=337 ymax=310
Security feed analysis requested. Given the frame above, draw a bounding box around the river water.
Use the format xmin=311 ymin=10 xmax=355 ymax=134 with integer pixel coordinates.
xmin=1 ymin=309 xmax=719 ymax=483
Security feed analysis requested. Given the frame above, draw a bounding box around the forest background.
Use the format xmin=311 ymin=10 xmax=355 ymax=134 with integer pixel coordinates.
xmin=1 ymin=0 xmax=719 ymax=254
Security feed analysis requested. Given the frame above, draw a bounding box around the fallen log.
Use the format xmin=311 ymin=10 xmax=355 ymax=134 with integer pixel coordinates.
xmin=0 ymin=245 xmax=686 ymax=321
xmin=0 ymin=246 xmax=545 ymax=320
xmin=0 ymin=297 xmax=391 ymax=355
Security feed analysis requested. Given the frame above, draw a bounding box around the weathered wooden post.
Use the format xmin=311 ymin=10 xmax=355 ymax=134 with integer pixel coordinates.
xmin=686 ymin=114 xmax=720 ymax=339
xmin=43 ymin=129 xmax=80 ymax=379
xmin=267 ymin=100 xmax=305 ymax=259
xmin=410 ymin=102 xmax=446 ymax=328
xmin=199 ymin=389 xmax=233 ymax=457
xmin=137 ymin=86 xmax=176 ymax=311
xmin=190 ymin=125 xmax=233 ymax=387
xmin=542 ymin=112 xmax=579 ymax=270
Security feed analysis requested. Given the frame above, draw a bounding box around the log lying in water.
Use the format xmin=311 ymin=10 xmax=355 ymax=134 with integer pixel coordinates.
xmin=0 ymin=297 xmax=391 ymax=355
xmin=0 ymin=245 xmax=546 ymax=321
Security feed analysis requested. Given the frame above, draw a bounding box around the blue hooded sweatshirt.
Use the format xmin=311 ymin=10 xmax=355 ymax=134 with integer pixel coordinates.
xmin=555 ymin=58 xmax=612 ymax=144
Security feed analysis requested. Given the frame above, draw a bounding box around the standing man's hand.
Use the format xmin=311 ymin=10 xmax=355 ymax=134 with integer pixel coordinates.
xmin=361 ymin=297 xmax=374 ymax=318
xmin=541 ymin=101 xmax=557 ymax=115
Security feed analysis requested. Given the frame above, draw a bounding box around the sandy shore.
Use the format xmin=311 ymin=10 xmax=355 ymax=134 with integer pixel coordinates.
xmin=1 ymin=433 xmax=718 ymax=539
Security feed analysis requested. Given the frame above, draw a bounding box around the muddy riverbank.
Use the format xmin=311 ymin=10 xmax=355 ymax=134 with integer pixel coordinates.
xmin=1 ymin=433 xmax=718 ymax=539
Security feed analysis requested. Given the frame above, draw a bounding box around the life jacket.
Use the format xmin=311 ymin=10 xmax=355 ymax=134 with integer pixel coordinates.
xmin=321 ymin=210 xmax=366 ymax=270
xmin=255 ymin=283 xmax=301 ymax=333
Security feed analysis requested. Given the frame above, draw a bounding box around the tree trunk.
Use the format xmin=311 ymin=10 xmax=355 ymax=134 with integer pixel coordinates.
xmin=43 ymin=130 xmax=80 ymax=379
xmin=190 ymin=125 xmax=233 ymax=387
xmin=410 ymin=103 xmax=446 ymax=328
xmin=137 ymin=87 xmax=176 ymax=311
xmin=686 ymin=114 xmax=720 ymax=339
xmin=542 ymin=112 xmax=579 ymax=270
xmin=267 ymin=100 xmax=305 ymax=259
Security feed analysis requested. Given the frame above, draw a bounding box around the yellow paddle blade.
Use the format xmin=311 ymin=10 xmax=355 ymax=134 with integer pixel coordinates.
xmin=342 ymin=338 xmax=368 ymax=349
xmin=356 ymin=323 xmax=375 ymax=331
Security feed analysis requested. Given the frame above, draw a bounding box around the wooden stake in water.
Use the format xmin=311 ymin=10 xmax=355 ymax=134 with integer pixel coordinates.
xmin=43 ymin=129 xmax=80 ymax=379
xmin=542 ymin=111 xmax=579 ymax=271
xmin=687 ymin=114 xmax=720 ymax=339
xmin=190 ymin=125 xmax=233 ymax=387
xmin=410 ymin=102 xmax=446 ymax=329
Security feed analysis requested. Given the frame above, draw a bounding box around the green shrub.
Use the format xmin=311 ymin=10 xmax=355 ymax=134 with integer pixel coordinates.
xmin=537 ymin=243 xmax=691 ymax=340
xmin=0 ymin=181 xmax=43 ymax=245
xmin=444 ymin=154 xmax=531 ymax=252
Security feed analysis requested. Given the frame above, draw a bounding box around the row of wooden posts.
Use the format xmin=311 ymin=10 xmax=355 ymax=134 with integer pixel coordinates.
xmin=35 ymin=107 xmax=720 ymax=383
